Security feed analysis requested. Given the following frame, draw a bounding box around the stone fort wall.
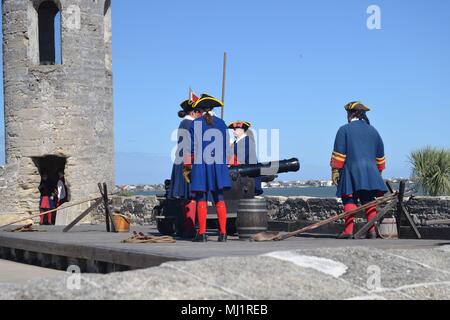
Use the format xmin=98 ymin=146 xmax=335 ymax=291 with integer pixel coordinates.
xmin=0 ymin=0 xmax=114 ymax=223
xmin=89 ymin=195 xmax=450 ymax=228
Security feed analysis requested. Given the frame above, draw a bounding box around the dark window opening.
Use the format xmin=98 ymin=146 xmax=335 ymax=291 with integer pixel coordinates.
xmin=32 ymin=155 xmax=70 ymax=203
xmin=104 ymin=0 xmax=111 ymax=15
xmin=104 ymin=0 xmax=112 ymax=71
xmin=38 ymin=1 xmax=62 ymax=65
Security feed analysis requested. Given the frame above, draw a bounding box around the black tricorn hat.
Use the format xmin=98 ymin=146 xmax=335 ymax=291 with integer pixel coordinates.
xmin=228 ymin=121 xmax=252 ymax=131
xmin=180 ymin=99 xmax=196 ymax=113
xmin=344 ymin=101 xmax=371 ymax=112
xmin=192 ymin=94 xmax=224 ymax=110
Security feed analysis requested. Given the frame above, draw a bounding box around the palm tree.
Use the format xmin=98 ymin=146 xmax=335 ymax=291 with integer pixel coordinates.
xmin=409 ymin=147 xmax=450 ymax=196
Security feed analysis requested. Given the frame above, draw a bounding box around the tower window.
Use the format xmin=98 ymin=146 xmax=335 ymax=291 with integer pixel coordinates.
xmin=38 ymin=1 xmax=62 ymax=65
xmin=104 ymin=0 xmax=112 ymax=72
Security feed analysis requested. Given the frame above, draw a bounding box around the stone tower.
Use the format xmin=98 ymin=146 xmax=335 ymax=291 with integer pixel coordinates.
xmin=0 ymin=0 xmax=114 ymax=223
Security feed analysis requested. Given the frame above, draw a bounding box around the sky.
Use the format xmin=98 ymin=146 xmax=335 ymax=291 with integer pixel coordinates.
xmin=1 ymin=0 xmax=450 ymax=184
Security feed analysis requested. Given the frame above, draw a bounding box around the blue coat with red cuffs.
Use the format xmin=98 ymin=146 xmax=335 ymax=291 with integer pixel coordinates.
xmin=331 ymin=120 xmax=388 ymax=197
xmin=168 ymin=117 xmax=195 ymax=199
xmin=188 ymin=115 xmax=231 ymax=193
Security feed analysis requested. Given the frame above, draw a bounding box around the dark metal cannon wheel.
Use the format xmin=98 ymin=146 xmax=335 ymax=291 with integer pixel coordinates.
xmin=157 ymin=218 xmax=176 ymax=236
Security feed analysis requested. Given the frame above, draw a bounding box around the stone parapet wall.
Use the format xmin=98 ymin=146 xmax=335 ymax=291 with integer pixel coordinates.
xmin=90 ymin=195 xmax=450 ymax=228
xmin=266 ymin=196 xmax=342 ymax=222
xmin=92 ymin=196 xmax=159 ymax=226
xmin=266 ymin=196 xmax=450 ymax=226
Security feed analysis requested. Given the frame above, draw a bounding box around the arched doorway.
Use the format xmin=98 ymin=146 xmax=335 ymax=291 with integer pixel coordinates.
xmin=32 ymin=155 xmax=70 ymax=204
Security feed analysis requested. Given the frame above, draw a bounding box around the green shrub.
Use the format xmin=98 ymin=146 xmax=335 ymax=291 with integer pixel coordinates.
xmin=409 ymin=146 xmax=450 ymax=196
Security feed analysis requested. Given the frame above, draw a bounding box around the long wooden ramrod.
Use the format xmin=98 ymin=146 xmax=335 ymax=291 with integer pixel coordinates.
xmin=0 ymin=196 xmax=102 ymax=230
xmin=221 ymin=52 xmax=227 ymax=119
xmin=274 ymin=192 xmax=402 ymax=241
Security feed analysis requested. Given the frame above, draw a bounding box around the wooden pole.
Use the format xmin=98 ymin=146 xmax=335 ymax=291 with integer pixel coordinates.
xmin=221 ymin=52 xmax=227 ymax=119
xmin=251 ymin=192 xmax=405 ymax=242
xmin=98 ymin=183 xmax=110 ymax=232
xmin=0 ymin=196 xmax=102 ymax=230
xmin=63 ymin=198 xmax=103 ymax=233
xmin=103 ymin=183 xmax=117 ymax=233
xmin=276 ymin=193 xmax=400 ymax=241
xmin=354 ymin=199 xmax=398 ymax=239
xmin=397 ymin=181 xmax=421 ymax=239
xmin=98 ymin=183 xmax=116 ymax=233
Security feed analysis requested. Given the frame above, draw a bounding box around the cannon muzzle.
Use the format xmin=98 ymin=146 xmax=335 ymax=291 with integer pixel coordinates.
xmin=229 ymin=158 xmax=300 ymax=179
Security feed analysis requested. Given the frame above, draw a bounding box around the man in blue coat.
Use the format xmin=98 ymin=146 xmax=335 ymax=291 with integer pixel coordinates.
xmin=168 ymin=98 xmax=202 ymax=238
xmin=228 ymin=121 xmax=263 ymax=195
xmin=184 ymin=94 xmax=232 ymax=242
xmin=331 ymin=102 xmax=388 ymax=239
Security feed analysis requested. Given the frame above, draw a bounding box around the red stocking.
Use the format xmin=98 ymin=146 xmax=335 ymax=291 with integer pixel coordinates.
xmin=40 ymin=210 xmax=45 ymax=225
xmin=47 ymin=212 xmax=53 ymax=225
xmin=343 ymin=204 xmax=357 ymax=235
xmin=183 ymin=200 xmax=197 ymax=234
xmin=215 ymin=201 xmax=227 ymax=235
xmin=365 ymin=206 xmax=377 ymax=234
xmin=197 ymin=201 xmax=208 ymax=235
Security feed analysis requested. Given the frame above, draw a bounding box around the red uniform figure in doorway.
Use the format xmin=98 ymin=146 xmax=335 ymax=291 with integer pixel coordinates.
xmin=39 ymin=173 xmax=57 ymax=225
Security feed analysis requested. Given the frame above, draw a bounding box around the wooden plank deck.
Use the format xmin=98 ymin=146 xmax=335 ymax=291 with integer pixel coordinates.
xmin=0 ymin=225 xmax=448 ymax=273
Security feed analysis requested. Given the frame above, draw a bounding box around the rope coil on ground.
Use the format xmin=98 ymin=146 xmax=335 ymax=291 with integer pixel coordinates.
xmin=9 ymin=224 xmax=42 ymax=233
xmin=122 ymin=231 xmax=176 ymax=244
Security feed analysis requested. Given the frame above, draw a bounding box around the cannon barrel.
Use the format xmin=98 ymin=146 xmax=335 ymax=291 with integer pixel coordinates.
xmin=229 ymin=158 xmax=300 ymax=178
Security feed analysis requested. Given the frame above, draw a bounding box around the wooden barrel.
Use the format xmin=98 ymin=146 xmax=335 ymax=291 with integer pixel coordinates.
xmin=378 ymin=217 xmax=398 ymax=239
xmin=112 ymin=214 xmax=131 ymax=233
xmin=237 ymin=198 xmax=269 ymax=239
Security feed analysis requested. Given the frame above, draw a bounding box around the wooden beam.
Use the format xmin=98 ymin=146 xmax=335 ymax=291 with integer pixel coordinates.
xmin=396 ymin=181 xmax=422 ymax=240
xmin=103 ymin=183 xmax=117 ymax=233
xmin=63 ymin=198 xmax=103 ymax=233
xmin=98 ymin=183 xmax=110 ymax=232
xmin=221 ymin=52 xmax=227 ymax=119
xmin=354 ymin=199 xmax=398 ymax=239
xmin=400 ymin=203 xmax=422 ymax=239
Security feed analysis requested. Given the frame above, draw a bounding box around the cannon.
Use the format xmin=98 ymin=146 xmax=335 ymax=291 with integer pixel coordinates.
xmin=228 ymin=157 xmax=300 ymax=179
xmin=154 ymin=158 xmax=300 ymax=236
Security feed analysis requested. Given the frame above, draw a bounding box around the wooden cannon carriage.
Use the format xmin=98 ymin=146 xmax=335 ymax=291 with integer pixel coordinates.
xmin=153 ymin=158 xmax=300 ymax=237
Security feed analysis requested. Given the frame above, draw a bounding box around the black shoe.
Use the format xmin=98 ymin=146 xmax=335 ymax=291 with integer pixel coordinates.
xmin=366 ymin=232 xmax=377 ymax=240
xmin=337 ymin=233 xmax=354 ymax=240
xmin=218 ymin=234 xmax=228 ymax=242
xmin=193 ymin=233 xmax=208 ymax=243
